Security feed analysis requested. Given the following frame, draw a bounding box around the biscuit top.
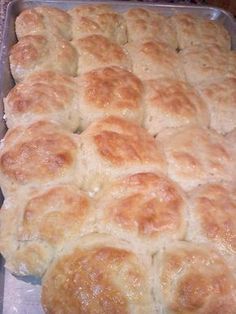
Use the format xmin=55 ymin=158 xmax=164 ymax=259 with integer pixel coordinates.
xmin=15 ymin=6 xmax=72 ymax=40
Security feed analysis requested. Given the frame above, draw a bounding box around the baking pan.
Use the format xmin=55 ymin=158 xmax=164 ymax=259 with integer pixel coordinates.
xmin=0 ymin=1 xmax=235 ymax=313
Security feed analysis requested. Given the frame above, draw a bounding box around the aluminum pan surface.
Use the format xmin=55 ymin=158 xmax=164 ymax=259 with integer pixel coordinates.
xmin=0 ymin=1 xmax=235 ymax=313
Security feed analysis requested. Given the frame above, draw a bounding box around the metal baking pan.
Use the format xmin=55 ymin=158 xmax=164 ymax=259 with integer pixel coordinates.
xmin=0 ymin=1 xmax=235 ymax=313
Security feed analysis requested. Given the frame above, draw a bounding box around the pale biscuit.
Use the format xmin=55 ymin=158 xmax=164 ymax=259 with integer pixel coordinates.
xmin=154 ymin=242 xmax=236 ymax=314
xmin=72 ymin=34 xmax=131 ymax=75
xmin=10 ymin=35 xmax=77 ymax=82
xmin=125 ymin=40 xmax=184 ymax=80
xmin=157 ymin=126 xmax=235 ymax=191
xmin=4 ymin=71 xmax=80 ymax=131
xmin=143 ymin=79 xmax=209 ymax=135
xmin=172 ymin=13 xmax=231 ymax=50
xmin=76 ymin=66 xmax=144 ymax=130
xmin=42 ymin=233 xmax=155 ymax=314
xmin=0 ymin=184 xmax=94 ymax=276
xmin=197 ymin=77 xmax=236 ymax=134
xmin=124 ymin=8 xmax=177 ymax=49
xmin=15 ymin=6 xmax=72 ymax=40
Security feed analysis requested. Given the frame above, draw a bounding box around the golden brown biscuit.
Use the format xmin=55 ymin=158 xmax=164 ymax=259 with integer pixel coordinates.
xmin=0 ymin=184 xmax=94 ymax=277
xmin=72 ymin=34 xmax=131 ymax=75
xmin=180 ymin=44 xmax=236 ymax=85
xmin=15 ymin=6 xmax=72 ymax=40
xmin=96 ymin=172 xmax=187 ymax=253
xmin=157 ymin=126 xmax=235 ymax=191
xmin=125 ymin=40 xmax=184 ymax=80
xmin=77 ymin=116 xmax=166 ymax=193
xmin=69 ymin=5 xmax=127 ymax=44
xmin=0 ymin=121 xmax=78 ymax=196
xmin=42 ymin=234 xmax=155 ymax=314
xmin=124 ymin=8 xmax=177 ymax=49
xmin=143 ymin=79 xmax=209 ymax=135
xmin=76 ymin=66 xmax=144 ymax=130
xmin=187 ymin=183 xmax=236 ymax=260
xmin=197 ymin=77 xmax=236 ymax=134
xmin=10 ymin=35 xmax=77 ymax=82
xmin=172 ymin=13 xmax=231 ymax=50
xmin=154 ymin=242 xmax=236 ymax=314
xmin=4 ymin=71 xmax=79 ymax=131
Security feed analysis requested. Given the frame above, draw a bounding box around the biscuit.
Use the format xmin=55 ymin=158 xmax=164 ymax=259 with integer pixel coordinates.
xmin=172 ymin=13 xmax=231 ymax=50
xmin=197 ymin=77 xmax=236 ymax=134
xmin=15 ymin=6 xmax=72 ymax=40
xmin=76 ymin=66 xmax=144 ymax=130
xmin=77 ymin=116 xmax=166 ymax=193
xmin=156 ymin=126 xmax=235 ymax=191
xmin=180 ymin=44 xmax=236 ymax=84
xmin=143 ymin=79 xmax=209 ymax=135
xmin=125 ymin=40 xmax=184 ymax=80
xmin=124 ymin=8 xmax=177 ymax=49
xmin=4 ymin=71 xmax=80 ymax=131
xmin=154 ymin=242 xmax=236 ymax=313
xmin=10 ymin=35 xmax=77 ymax=82
xmin=69 ymin=5 xmax=127 ymax=44
xmin=96 ymin=172 xmax=187 ymax=253
xmin=187 ymin=183 xmax=236 ymax=260
xmin=72 ymin=34 xmax=131 ymax=75
xmin=0 ymin=121 xmax=78 ymax=196
xmin=42 ymin=233 xmax=155 ymax=314
xmin=0 ymin=184 xmax=93 ymax=276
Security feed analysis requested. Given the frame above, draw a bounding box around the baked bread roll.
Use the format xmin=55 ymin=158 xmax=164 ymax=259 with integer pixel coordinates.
xmin=197 ymin=77 xmax=236 ymax=134
xmin=187 ymin=183 xmax=236 ymax=261
xmin=124 ymin=8 xmax=177 ymax=49
xmin=72 ymin=34 xmax=131 ymax=75
xmin=4 ymin=71 xmax=80 ymax=131
xmin=172 ymin=13 xmax=231 ymax=50
xmin=15 ymin=6 xmax=72 ymax=40
xmin=77 ymin=116 xmax=166 ymax=193
xmin=0 ymin=184 xmax=93 ymax=277
xmin=156 ymin=126 xmax=235 ymax=191
xmin=125 ymin=40 xmax=184 ymax=80
xmin=180 ymin=44 xmax=236 ymax=84
xmin=96 ymin=172 xmax=187 ymax=253
xmin=10 ymin=35 xmax=77 ymax=82
xmin=42 ymin=233 xmax=155 ymax=314
xmin=0 ymin=121 xmax=78 ymax=196
xmin=69 ymin=5 xmax=127 ymax=44
xmin=154 ymin=242 xmax=236 ymax=313
xmin=143 ymin=79 xmax=209 ymax=136
xmin=76 ymin=66 xmax=143 ymax=130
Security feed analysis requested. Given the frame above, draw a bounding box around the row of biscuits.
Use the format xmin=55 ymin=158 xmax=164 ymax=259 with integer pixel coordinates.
xmin=0 ymin=3 xmax=236 ymax=313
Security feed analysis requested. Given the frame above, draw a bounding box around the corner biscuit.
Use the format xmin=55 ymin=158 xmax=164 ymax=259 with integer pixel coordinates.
xmin=76 ymin=66 xmax=144 ymax=130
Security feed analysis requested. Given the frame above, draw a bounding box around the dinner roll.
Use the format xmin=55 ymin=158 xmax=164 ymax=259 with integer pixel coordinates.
xmin=124 ymin=8 xmax=177 ymax=49
xmin=4 ymin=71 xmax=80 ymax=131
xmin=72 ymin=34 xmax=131 ymax=75
xmin=10 ymin=35 xmax=77 ymax=82
xmin=77 ymin=116 xmax=166 ymax=193
xmin=157 ymin=126 xmax=235 ymax=191
xmin=197 ymin=77 xmax=236 ymax=134
xmin=96 ymin=172 xmax=187 ymax=253
xmin=187 ymin=183 xmax=236 ymax=260
xmin=15 ymin=6 xmax=72 ymax=40
xmin=0 ymin=121 xmax=78 ymax=196
xmin=143 ymin=79 xmax=209 ymax=136
xmin=76 ymin=66 xmax=144 ymax=130
xmin=0 ymin=184 xmax=93 ymax=277
xmin=180 ymin=44 xmax=236 ymax=85
xmin=125 ymin=40 xmax=184 ymax=80
xmin=172 ymin=13 xmax=231 ymax=50
xmin=69 ymin=5 xmax=127 ymax=44
xmin=154 ymin=242 xmax=236 ymax=313
xmin=42 ymin=233 xmax=155 ymax=314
